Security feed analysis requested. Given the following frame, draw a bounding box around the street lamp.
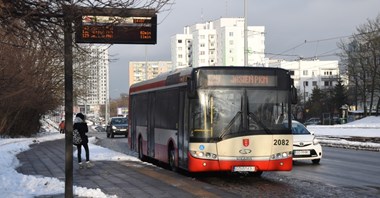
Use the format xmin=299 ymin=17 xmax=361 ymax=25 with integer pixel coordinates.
xmin=244 ymin=0 xmax=248 ymax=66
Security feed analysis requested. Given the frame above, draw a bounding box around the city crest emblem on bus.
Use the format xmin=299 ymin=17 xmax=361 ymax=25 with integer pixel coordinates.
xmin=243 ymin=139 xmax=249 ymax=147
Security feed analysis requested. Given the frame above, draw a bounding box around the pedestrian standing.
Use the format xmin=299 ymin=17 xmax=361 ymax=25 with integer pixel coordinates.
xmin=59 ymin=120 xmax=65 ymax=134
xmin=73 ymin=113 xmax=93 ymax=168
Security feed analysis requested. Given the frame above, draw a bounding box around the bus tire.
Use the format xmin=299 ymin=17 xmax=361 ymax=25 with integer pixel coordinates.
xmin=138 ymin=137 xmax=145 ymax=161
xmin=168 ymin=146 xmax=177 ymax=172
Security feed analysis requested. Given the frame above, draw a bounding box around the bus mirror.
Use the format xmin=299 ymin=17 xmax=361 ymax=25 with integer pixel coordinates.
xmin=187 ymin=76 xmax=196 ymax=98
xmin=291 ymin=87 xmax=297 ymax=104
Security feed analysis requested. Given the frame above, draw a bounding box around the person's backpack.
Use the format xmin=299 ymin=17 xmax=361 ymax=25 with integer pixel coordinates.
xmin=73 ymin=129 xmax=82 ymax=145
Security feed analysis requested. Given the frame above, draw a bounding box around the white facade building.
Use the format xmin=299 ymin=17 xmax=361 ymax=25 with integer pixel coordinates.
xmin=270 ymin=59 xmax=340 ymax=102
xmin=171 ymin=18 xmax=265 ymax=68
xmin=77 ymin=45 xmax=109 ymax=115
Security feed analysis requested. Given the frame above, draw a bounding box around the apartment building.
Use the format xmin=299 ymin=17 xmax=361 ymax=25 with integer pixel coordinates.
xmin=76 ymin=45 xmax=109 ymax=115
xmin=128 ymin=61 xmax=172 ymax=86
xmin=270 ymin=59 xmax=340 ymax=102
xmin=171 ymin=18 xmax=265 ymax=68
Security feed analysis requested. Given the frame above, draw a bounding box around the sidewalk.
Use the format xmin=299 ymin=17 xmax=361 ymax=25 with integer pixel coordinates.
xmin=16 ymin=139 xmax=238 ymax=198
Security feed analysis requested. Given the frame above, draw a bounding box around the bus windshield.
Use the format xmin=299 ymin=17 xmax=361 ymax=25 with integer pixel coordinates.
xmin=189 ymin=88 xmax=290 ymax=140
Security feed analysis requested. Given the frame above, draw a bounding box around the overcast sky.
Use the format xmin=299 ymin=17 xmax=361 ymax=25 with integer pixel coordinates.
xmin=108 ymin=0 xmax=380 ymax=98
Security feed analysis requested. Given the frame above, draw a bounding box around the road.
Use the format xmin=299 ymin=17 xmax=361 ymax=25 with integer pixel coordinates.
xmin=88 ymin=129 xmax=380 ymax=197
xmin=278 ymin=147 xmax=380 ymax=195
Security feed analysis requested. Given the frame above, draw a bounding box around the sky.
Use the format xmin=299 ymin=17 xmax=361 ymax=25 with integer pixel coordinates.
xmin=108 ymin=0 xmax=380 ymax=98
xmin=1 ymin=116 xmax=379 ymax=197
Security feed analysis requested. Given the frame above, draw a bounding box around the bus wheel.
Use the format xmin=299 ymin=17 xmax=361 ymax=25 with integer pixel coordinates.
xmin=138 ymin=138 xmax=145 ymax=161
xmin=168 ymin=147 xmax=177 ymax=172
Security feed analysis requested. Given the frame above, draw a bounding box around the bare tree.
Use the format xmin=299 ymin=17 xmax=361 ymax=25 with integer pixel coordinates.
xmin=338 ymin=14 xmax=380 ymax=116
xmin=0 ymin=0 xmax=173 ymax=136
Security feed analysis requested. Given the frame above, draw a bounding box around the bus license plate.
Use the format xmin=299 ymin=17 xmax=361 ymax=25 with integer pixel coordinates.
xmin=295 ymin=150 xmax=310 ymax=155
xmin=233 ymin=166 xmax=255 ymax=172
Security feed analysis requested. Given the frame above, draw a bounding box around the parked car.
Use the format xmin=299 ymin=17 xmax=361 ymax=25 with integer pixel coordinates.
xmin=304 ymin=117 xmax=321 ymax=126
xmin=291 ymin=120 xmax=322 ymax=164
xmin=106 ymin=117 xmax=128 ymax=138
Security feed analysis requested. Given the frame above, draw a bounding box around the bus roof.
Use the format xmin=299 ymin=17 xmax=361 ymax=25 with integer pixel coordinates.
xmin=129 ymin=67 xmax=193 ymax=94
xmin=129 ymin=66 xmax=291 ymax=94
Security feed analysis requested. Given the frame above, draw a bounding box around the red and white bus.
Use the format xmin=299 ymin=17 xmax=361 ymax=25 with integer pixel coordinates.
xmin=129 ymin=66 xmax=297 ymax=175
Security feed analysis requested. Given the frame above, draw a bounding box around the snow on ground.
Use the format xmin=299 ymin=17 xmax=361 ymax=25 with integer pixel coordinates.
xmin=307 ymin=116 xmax=380 ymax=151
xmin=0 ymin=116 xmax=379 ymax=197
xmin=0 ymin=123 xmax=139 ymax=198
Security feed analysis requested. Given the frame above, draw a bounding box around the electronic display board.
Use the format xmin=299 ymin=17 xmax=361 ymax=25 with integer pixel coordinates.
xmin=204 ymin=74 xmax=277 ymax=87
xmin=75 ymin=13 xmax=157 ymax=44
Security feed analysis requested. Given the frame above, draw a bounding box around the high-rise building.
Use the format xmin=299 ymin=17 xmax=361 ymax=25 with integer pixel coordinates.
xmin=171 ymin=18 xmax=265 ymax=68
xmin=76 ymin=45 xmax=109 ymax=116
xmin=129 ymin=61 xmax=172 ymax=86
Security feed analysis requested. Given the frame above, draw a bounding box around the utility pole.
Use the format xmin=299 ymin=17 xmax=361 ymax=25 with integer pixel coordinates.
xmin=244 ymin=0 xmax=248 ymax=66
xmin=63 ymin=5 xmax=74 ymax=197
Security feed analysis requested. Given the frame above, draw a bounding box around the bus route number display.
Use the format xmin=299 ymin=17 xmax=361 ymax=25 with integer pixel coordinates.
xmin=76 ymin=15 xmax=157 ymax=44
xmin=207 ymin=74 xmax=277 ymax=87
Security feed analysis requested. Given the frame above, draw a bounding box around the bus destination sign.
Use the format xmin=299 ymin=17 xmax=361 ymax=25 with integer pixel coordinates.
xmin=76 ymin=15 xmax=157 ymax=44
xmin=207 ymin=74 xmax=277 ymax=87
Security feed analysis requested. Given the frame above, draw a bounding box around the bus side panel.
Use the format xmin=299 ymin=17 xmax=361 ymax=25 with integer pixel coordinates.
xmin=154 ymin=128 xmax=178 ymax=163
xmin=129 ymin=93 xmax=149 ymax=152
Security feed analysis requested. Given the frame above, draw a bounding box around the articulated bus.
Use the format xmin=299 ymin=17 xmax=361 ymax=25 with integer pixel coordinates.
xmin=128 ymin=66 xmax=297 ymax=175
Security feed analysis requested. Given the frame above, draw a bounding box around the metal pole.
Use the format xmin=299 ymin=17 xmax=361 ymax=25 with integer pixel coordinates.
xmin=63 ymin=5 xmax=74 ymax=197
xmin=244 ymin=0 xmax=248 ymax=66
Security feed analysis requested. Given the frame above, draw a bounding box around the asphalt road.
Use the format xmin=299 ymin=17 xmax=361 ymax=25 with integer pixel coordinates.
xmin=278 ymin=147 xmax=380 ymax=194
xmin=88 ymin=129 xmax=380 ymax=197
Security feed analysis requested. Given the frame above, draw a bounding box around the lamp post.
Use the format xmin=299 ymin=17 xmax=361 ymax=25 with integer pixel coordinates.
xmin=244 ymin=0 xmax=248 ymax=66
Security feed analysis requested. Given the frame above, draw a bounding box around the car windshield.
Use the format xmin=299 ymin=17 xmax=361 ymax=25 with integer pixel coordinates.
xmin=189 ymin=88 xmax=290 ymax=140
xmin=111 ymin=118 xmax=128 ymax=124
xmin=291 ymin=122 xmax=311 ymax=135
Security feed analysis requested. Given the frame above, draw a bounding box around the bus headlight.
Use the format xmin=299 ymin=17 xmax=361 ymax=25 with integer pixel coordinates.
xmin=271 ymin=151 xmax=292 ymax=160
xmin=190 ymin=150 xmax=218 ymax=159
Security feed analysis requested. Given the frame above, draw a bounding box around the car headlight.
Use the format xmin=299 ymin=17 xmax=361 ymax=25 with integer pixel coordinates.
xmin=112 ymin=126 xmax=117 ymax=130
xmin=313 ymin=137 xmax=319 ymax=145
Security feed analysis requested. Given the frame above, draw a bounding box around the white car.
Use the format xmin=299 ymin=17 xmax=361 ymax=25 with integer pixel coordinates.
xmin=291 ymin=120 xmax=322 ymax=164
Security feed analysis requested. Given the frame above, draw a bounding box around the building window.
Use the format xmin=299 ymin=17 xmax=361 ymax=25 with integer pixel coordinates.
xmin=200 ymin=35 xmax=205 ymax=39
xmin=312 ymin=81 xmax=317 ymax=86
xmin=178 ymin=39 xmax=182 ymax=43
xmin=303 ymin=70 xmax=308 ymax=76
xmin=229 ymin=32 xmax=233 ymax=37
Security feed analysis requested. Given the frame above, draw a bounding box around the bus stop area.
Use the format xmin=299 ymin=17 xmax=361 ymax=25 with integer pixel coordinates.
xmin=16 ymin=138 xmax=238 ymax=198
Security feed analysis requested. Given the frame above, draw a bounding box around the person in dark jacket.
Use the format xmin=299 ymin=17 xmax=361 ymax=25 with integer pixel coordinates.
xmin=73 ymin=113 xmax=93 ymax=168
